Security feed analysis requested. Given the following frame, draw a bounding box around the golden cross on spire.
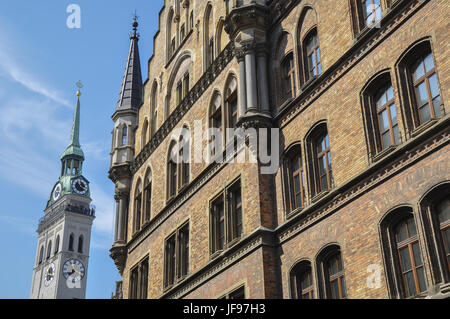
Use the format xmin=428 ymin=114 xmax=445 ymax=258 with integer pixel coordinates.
xmin=76 ymin=80 xmax=83 ymax=97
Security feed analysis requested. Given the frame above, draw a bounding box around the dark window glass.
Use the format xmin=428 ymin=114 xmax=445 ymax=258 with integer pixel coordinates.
xmin=288 ymin=150 xmax=306 ymax=210
xmin=140 ymin=259 xmax=148 ymax=299
xmin=229 ymin=183 xmax=242 ymax=242
xmin=228 ymin=286 xmax=245 ymax=299
xmin=77 ymin=236 xmax=83 ymax=254
xmin=68 ymin=234 xmax=74 ymax=251
xmin=326 ymin=253 xmax=346 ymax=299
xmin=165 ymin=235 xmax=176 ymax=288
xmin=211 ymin=198 xmax=225 ymax=253
xmin=130 ymin=267 xmax=139 ymax=299
xmin=295 ymin=267 xmax=314 ymax=299
xmin=282 ymin=54 xmax=296 ymax=100
xmin=394 ymin=216 xmax=427 ymax=297
xmin=436 ymin=199 xmax=450 ymax=272
xmin=178 ymin=224 xmax=190 ymax=278
xmin=135 ymin=194 xmax=142 ymax=232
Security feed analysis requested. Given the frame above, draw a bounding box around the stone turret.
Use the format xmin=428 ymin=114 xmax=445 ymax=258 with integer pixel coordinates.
xmin=109 ymin=16 xmax=143 ymax=278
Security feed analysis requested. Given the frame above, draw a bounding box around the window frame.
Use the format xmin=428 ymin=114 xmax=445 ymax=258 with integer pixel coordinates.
xmin=396 ymin=40 xmax=443 ymax=135
xmin=164 ymin=222 xmax=190 ymax=289
xmin=210 ymin=179 xmax=243 ymax=257
xmin=316 ymin=245 xmax=347 ymax=299
xmin=302 ymin=27 xmax=321 ymax=82
xmin=281 ymin=53 xmax=297 ymax=101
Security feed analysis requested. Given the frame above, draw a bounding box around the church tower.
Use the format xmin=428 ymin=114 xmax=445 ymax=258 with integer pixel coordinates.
xmin=109 ymin=16 xmax=143 ymax=292
xmin=30 ymin=84 xmax=95 ymax=299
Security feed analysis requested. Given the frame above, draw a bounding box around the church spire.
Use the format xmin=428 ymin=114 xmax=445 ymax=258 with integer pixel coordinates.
xmin=61 ymin=82 xmax=84 ymax=160
xmin=115 ymin=13 xmax=143 ymax=113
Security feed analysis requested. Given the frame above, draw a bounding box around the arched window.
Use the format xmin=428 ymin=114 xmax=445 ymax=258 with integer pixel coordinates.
xmin=54 ymin=235 xmax=60 ymax=254
xmin=306 ymin=123 xmax=333 ymax=198
xmin=68 ymin=233 xmax=74 ymax=251
xmin=142 ymin=119 xmax=148 ymax=148
xmin=225 ymin=75 xmax=238 ymax=131
xmin=380 ymin=207 xmax=427 ymax=298
xmin=317 ymin=245 xmax=346 ymax=299
xmin=209 ymin=92 xmax=223 ymax=159
xmin=134 ymin=180 xmax=142 ymax=233
xmin=303 ymin=28 xmax=321 ymax=81
xmin=121 ymin=126 xmax=128 ymax=146
xmin=144 ymin=169 xmax=152 ymax=223
xmin=290 ymin=260 xmax=314 ymax=299
xmin=361 ymin=72 xmax=400 ymax=158
xmin=78 ymin=235 xmax=84 ymax=254
xmin=281 ymin=53 xmax=296 ymax=101
xmin=167 ymin=141 xmax=178 ymax=199
xmin=167 ymin=8 xmax=176 ymax=59
xmin=419 ymin=183 xmax=450 ymax=284
xmin=204 ymin=4 xmax=214 ymax=69
xmin=150 ymin=82 xmax=158 ymax=136
xmin=39 ymin=246 xmax=44 ymax=265
xmin=46 ymin=241 xmax=52 ymax=259
xmin=397 ymin=40 xmax=443 ymax=131
xmin=436 ymin=198 xmax=450 ymax=273
xmin=283 ymin=144 xmax=306 ymax=214
xmin=179 ymin=126 xmax=190 ymax=188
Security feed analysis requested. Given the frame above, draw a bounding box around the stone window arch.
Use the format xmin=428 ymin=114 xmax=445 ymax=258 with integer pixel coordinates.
xmin=380 ymin=206 xmax=428 ymax=298
xmin=134 ymin=179 xmax=143 ymax=233
xmin=77 ymin=235 xmax=84 ymax=254
xmin=143 ymin=168 xmax=152 ymax=223
xmin=396 ymin=38 xmax=443 ymax=134
xmin=361 ymin=70 xmax=401 ymax=160
xmin=46 ymin=240 xmax=52 ymax=259
xmin=208 ymin=91 xmax=223 ymax=160
xmin=316 ymin=244 xmax=347 ymax=299
xmin=68 ymin=233 xmax=74 ymax=251
xmin=203 ymin=3 xmax=214 ymax=70
xmin=419 ymin=182 xmax=450 ymax=285
xmin=290 ymin=259 xmax=314 ymax=299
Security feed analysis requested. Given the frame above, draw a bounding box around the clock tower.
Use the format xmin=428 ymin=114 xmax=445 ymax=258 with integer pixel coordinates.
xmin=30 ymin=85 xmax=95 ymax=299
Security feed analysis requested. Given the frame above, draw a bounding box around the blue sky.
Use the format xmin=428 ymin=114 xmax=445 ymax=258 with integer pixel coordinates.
xmin=0 ymin=0 xmax=163 ymax=298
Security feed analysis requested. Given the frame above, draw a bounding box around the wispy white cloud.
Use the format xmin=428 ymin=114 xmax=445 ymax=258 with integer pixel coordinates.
xmin=0 ymin=48 xmax=70 ymax=107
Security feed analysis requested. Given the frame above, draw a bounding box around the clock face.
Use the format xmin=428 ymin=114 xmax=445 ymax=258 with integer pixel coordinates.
xmin=52 ymin=183 xmax=62 ymax=201
xmin=72 ymin=178 xmax=88 ymax=195
xmin=44 ymin=263 xmax=56 ymax=287
xmin=63 ymin=259 xmax=85 ymax=283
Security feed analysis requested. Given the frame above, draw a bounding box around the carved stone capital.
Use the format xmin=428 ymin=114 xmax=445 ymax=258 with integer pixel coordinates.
xmin=110 ymin=244 xmax=127 ymax=276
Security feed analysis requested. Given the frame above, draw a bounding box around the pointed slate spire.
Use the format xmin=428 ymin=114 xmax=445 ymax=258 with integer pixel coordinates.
xmin=61 ymin=84 xmax=84 ymax=160
xmin=115 ymin=14 xmax=143 ymax=112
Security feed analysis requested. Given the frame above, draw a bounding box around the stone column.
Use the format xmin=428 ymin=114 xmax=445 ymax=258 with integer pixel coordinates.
xmin=117 ymin=192 xmax=128 ymax=242
xmin=257 ymin=48 xmax=270 ymax=113
xmin=114 ymin=194 xmax=120 ymax=243
xmin=237 ymin=51 xmax=247 ymax=118
xmin=245 ymin=46 xmax=258 ymax=112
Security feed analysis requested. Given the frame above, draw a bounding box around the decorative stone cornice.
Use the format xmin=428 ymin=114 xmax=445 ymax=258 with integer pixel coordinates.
xmin=131 ymin=42 xmax=235 ymax=174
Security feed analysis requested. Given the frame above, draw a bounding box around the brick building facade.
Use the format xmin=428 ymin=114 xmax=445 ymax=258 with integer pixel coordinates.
xmin=109 ymin=0 xmax=449 ymax=299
